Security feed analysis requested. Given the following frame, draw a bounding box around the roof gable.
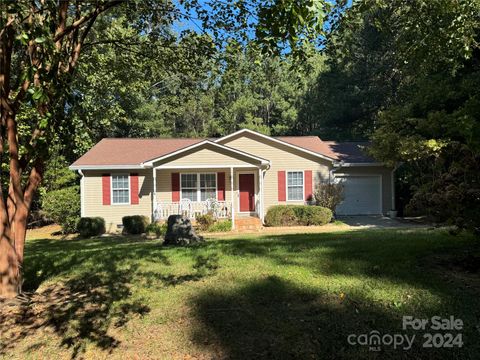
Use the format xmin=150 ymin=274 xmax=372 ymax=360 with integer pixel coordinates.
xmin=215 ymin=129 xmax=336 ymax=162
xmin=143 ymin=140 xmax=270 ymax=166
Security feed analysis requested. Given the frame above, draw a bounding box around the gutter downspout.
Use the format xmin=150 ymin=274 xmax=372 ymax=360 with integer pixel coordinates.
xmin=77 ymin=170 xmax=85 ymax=217
xmin=330 ymin=161 xmax=344 ymax=183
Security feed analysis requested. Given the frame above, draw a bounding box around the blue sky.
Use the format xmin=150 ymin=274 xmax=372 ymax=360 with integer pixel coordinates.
xmin=170 ymin=0 xmax=352 ymax=52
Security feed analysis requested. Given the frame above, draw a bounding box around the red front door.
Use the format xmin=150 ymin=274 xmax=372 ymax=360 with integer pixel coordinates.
xmin=239 ymin=174 xmax=255 ymax=212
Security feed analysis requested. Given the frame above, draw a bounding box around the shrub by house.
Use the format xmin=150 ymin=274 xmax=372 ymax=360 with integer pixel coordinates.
xmin=77 ymin=217 xmax=106 ymax=237
xmin=122 ymin=215 xmax=149 ymax=234
xmin=265 ymin=205 xmax=332 ymax=227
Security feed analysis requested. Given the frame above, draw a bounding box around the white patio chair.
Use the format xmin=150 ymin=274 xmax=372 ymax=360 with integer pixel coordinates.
xmin=153 ymin=203 xmax=161 ymax=221
xmin=179 ymin=198 xmax=192 ymax=218
xmin=204 ymin=198 xmax=219 ymax=216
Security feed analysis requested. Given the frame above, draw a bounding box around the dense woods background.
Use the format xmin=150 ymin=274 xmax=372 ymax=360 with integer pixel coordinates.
xmin=48 ymin=0 xmax=479 ymax=229
xmin=3 ymin=0 xmax=480 ymax=235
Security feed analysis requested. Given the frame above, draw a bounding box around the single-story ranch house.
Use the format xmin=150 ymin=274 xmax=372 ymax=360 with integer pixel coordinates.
xmin=70 ymin=129 xmax=395 ymax=232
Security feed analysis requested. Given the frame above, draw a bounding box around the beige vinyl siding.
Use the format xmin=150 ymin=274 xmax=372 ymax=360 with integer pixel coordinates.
xmin=153 ymin=144 xmax=261 ymax=167
xmin=334 ymin=166 xmax=393 ymax=213
xmin=219 ymin=133 xmax=332 ymax=213
xmin=83 ymin=170 xmax=152 ymax=232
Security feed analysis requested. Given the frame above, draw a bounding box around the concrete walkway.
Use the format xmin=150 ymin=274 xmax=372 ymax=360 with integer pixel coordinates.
xmin=206 ymin=216 xmax=429 ymax=237
xmin=337 ymin=215 xmax=428 ymax=229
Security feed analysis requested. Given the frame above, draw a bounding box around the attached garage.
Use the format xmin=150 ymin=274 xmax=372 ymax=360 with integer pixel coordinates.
xmin=335 ymin=175 xmax=382 ymax=215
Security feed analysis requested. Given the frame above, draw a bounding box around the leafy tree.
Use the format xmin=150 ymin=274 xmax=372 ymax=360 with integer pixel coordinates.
xmin=213 ymin=43 xmax=324 ymax=136
xmin=302 ymin=0 xmax=480 ymax=229
xmin=0 ymin=0 xmax=328 ymax=297
xmin=42 ymin=186 xmax=80 ymax=234
xmin=0 ymin=0 xmax=125 ymax=298
xmin=368 ymin=0 xmax=480 ymax=230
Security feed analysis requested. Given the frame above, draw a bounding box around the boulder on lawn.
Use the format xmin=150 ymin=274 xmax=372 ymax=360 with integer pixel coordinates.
xmin=164 ymin=215 xmax=204 ymax=246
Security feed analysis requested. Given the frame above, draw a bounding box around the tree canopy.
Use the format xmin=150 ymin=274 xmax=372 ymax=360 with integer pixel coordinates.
xmin=0 ymin=0 xmax=330 ymax=297
xmin=313 ymin=0 xmax=480 ymax=228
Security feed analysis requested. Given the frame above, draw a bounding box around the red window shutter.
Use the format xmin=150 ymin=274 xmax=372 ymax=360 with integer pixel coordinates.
xmin=217 ymin=172 xmax=225 ymax=201
xmin=278 ymin=171 xmax=286 ymax=201
xmin=304 ymin=170 xmax=313 ymax=201
xmin=130 ymin=173 xmax=139 ymax=204
xmin=102 ymin=174 xmax=111 ymax=205
xmin=172 ymin=173 xmax=180 ymax=202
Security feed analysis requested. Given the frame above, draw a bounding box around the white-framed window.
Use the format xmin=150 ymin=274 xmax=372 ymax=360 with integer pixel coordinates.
xmin=181 ymin=173 xmax=217 ymax=201
xmin=112 ymin=174 xmax=130 ymax=204
xmin=181 ymin=173 xmax=198 ymax=201
xmin=287 ymin=171 xmax=304 ymax=201
xmin=200 ymin=173 xmax=216 ymax=201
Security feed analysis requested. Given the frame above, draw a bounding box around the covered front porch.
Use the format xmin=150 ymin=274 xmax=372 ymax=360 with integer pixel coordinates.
xmin=151 ymin=165 xmax=267 ymax=230
xmin=142 ymin=139 xmax=271 ymax=230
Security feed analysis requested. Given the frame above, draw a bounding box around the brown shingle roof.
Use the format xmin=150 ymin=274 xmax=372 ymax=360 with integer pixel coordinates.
xmin=71 ymin=135 xmax=376 ymax=167
xmin=71 ymin=138 xmax=203 ymax=166
xmin=320 ymin=141 xmax=375 ymax=163
xmin=277 ymin=137 xmax=375 ymax=163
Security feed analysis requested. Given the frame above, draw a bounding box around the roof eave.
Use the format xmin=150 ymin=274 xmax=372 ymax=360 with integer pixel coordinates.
xmin=333 ymin=162 xmax=384 ymax=167
xmin=69 ymin=164 xmax=149 ymax=171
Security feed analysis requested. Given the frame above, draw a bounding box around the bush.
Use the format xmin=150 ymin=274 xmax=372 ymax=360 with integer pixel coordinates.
xmin=196 ymin=213 xmax=215 ymax=231
xmin=207 ymin=220 xmax=232 ymax=232
xmin=265 ymin=205 xmax=332 ymax=227
xmin=294 ymin=206 xmax=332 ymax=225
xmin=42 ymin=186 xmax=80 ymax=233
xmin=145 ymin=222 xmax=167 ymax=238
xmin=264 ymin=206 xmax=296 ymax=226
xmin=314 ymin=182 xmax=344 ymax=212
xmin=122 ymin=215 xmax=149 ymax=234
xmin=77 ymin=217 xmax=105 ymax=238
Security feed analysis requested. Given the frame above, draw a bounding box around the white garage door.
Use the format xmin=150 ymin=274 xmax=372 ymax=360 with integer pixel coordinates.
xmin=335 ymin=176 xmax=382 ymax=215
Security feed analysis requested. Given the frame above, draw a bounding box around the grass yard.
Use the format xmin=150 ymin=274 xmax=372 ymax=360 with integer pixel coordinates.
xmin=1 ymin=228 xmax=479 ymax=359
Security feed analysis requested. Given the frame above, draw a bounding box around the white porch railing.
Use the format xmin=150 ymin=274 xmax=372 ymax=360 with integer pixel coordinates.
xmin=154 ymin=199 xmax=232 ymax=220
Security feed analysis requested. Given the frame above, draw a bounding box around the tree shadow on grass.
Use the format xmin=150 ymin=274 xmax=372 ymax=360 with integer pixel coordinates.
xmin=191 ymin=276 xmax=396 ymax=359
xmin=0 ymin=237 xmax=216 ymax=359
xmin=209 ymin=229 xmax=480 ymax=294
xmin=21 ymin=237 xmax=172 ymax=292
xmin=191 ymin=275 xmax=476 ymax=359
xmin=0 ymin=256 xmax=149 ymax=358
xmin=193 ymin=230 xmax=480 ymax=359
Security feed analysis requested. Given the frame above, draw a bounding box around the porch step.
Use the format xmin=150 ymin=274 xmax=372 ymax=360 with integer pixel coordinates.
xmin=234 ymin=216 xmax=262 ymax=231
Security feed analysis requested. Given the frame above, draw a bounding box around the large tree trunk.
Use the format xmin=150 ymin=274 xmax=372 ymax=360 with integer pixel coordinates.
xmin=0 ymin=179 xmax=39 ymax=298
xmin=0 ymin=113 xmax=41 ymax=299
xmin=0 ymin=222 xmax=24 ymax=298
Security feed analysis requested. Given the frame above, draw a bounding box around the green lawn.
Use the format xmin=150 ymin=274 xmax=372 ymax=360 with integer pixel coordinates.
xmin=1 ymin=228 xmax=479 ymax=359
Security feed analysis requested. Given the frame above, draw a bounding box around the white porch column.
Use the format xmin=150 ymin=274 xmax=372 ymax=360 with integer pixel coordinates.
xmin=230 ymin=166 xmax=235 ymax=230
xmin=152 ymin=167 xmax=157 ymax=221
xmin=258 ymin=167 xmax=263 ymax=222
